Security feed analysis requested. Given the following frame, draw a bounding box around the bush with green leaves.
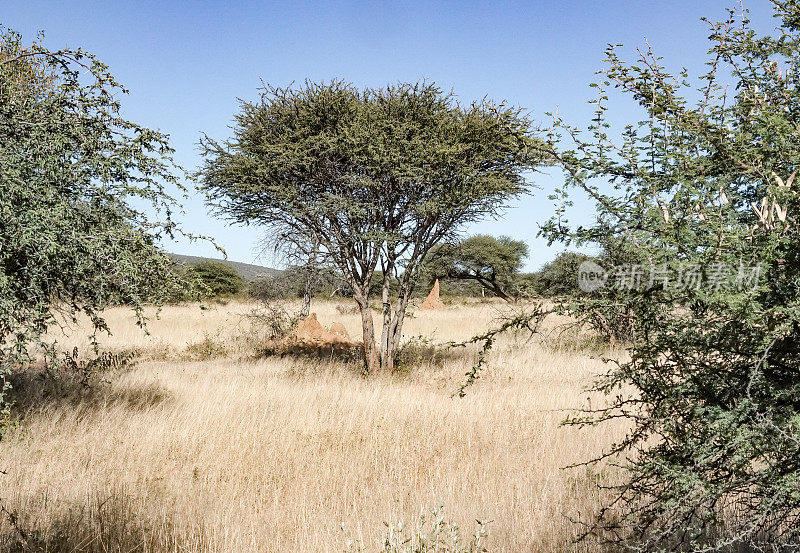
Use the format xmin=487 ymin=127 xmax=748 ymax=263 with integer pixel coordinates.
xmin=187 ymin=260 xmax=246 ymax=298
xmin=0 ymin=29 xmax=190 ymax=405
xmin=528 ymin=251 xmax=593 ymax=297
xmin=542 ymin=2 xmax=800 ymax=550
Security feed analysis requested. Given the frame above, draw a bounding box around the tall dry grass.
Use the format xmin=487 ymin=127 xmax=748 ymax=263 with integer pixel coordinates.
xmin=0 ymin=300 xmax=627 ymax=552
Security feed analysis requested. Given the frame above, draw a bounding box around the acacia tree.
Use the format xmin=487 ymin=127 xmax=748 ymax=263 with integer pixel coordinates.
xmin=0 ymin=28 xmax=191 ymax=401
xmin=542 ymin=3 xmax=800 ymax=550
xmin=199 ymin=81 xmax=541 ymax=372
xmin=528 ymin=251 xmax=593 ymax=297
xmin=187 ymin=261 xmax=246 ymax=297
xmin=421 ymin=235 xmax=529 ymax=301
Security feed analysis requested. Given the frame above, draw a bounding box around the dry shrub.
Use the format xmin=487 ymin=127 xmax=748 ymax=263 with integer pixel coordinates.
xmin=3 ymin=348 xmax=152 ymax=422
xmin=395 ymin=336 xmax=475 ymax=371
xmin=0 ymin=491 xmax=199 ymax=553
xmin=335 ymin=303 xmax=359 ymax=315
xmin=182 ymin=333 xmax=229 ymax=360
xmin=140 ymin=340 xmax=175 ymax=361
xmin=540 ymin=323 xmax=610 ymax=355
xmin=246 ymin=299 xmax=300 ymax=340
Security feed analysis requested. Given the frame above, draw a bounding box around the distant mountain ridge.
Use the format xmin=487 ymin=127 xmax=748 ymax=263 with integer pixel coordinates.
xmin=169 ymin=253 xmax=281 ymax=281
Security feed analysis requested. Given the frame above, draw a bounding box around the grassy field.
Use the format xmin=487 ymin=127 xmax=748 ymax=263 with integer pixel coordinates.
xmin=0 ymin=300 xmax=627 ymax=552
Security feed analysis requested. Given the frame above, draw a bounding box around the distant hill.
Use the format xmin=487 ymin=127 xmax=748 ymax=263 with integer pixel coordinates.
xmin=169 ymin=253 xmax=281 ymax=282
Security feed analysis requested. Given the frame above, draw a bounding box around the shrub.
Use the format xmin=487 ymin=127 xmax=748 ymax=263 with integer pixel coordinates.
xmin=246 ymin=300 xmax=300 ymax=341
xmin=528 ymin=251 xmax=594 ymax=297
xmin=182 ymin=334 xmax=229 ymax=360
xmin=343 ymin=505 xmax=488 ymax=553
xmin=187 ymin=261 xmax=245 ymax=298
xmin=395 ymin=335 xmax=446 ymax=369
xmin=545 ymin=4 xmax=800 ymax=550
xmin=0 ymin=28 xmax=191 ymax=408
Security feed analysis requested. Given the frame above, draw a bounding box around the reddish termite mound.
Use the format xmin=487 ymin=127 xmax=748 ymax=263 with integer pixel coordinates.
xmin=419 ymin=279 xmax=445 ymax=310
xmin=293 ymin=313 xmax=357 ymax=346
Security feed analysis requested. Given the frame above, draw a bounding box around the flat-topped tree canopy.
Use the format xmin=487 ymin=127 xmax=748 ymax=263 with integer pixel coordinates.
xmin=199 ymin=80 xmax=544 ymax=372
xmin=421 ymin=235 xmax=530 ymax=301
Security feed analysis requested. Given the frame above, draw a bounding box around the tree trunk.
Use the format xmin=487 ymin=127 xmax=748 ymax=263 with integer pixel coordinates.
xmin=381 ymin=282 xmax=413 ymax=373
xmin=379 ymin=265 xmax=394 ymax=372
xmin=300 ymin=288 xmax=311 ymax=318
xmin=389 ymin=290 xmax=411 ymax=357
xmin=354 ymin=290 xmax=379 ymax=374
xmin=300 ymin=240 xmax=319 ymax=318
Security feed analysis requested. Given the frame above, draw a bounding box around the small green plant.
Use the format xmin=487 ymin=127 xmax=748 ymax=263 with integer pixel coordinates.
xmin=0 ymin=401 xmax=19 ymax=441
xmin=183 ymin=334 xmax=229 ymax=360
xmin=396 ymin=335 xmax=445 ymax=369
xmin=343 ymin=505 xmax=489 ymax=553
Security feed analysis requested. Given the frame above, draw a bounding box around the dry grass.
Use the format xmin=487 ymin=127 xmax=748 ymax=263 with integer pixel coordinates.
xmin=0 ymin=300 xmax=627 ymax=552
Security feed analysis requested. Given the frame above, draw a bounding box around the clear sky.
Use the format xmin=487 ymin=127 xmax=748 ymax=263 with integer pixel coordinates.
xmin=3 ymin=0 xmax=777 ymax=270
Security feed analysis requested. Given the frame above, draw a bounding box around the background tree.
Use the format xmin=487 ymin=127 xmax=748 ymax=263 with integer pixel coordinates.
xmin=543 ymin=3 xmax=800 ymax=550
xmin=421 ymin=235 xmax=529 ymax=301
xmin=527 ymin=251 xmax=592 ymax=297
xmin=0 ymin=28 xmax=191 ymax=405
xmin=199 ymin=81 xmax=542 ymax=372
xmin=248 ymin=265 xmax=347 ymax=302
xmin=187 ymin=261 xmax=246 ymax=298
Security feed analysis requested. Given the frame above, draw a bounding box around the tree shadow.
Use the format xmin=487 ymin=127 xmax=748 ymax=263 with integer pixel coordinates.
xmin=256 ymin=339 xmax=365 ymax=365
xmin=4 ymin=360 xmax=171 ymax=422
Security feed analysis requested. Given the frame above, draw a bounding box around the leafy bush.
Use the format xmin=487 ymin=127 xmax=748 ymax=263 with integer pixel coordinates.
xmin=0 ymin=28 xmax=190 ymax=406
xmin=528 ymin=251 xmax=594 ymax=297
xmin=545 ymin=3 xmax=800 ymax=550
xmin=187 ymin=261 xmax=246 ymax=298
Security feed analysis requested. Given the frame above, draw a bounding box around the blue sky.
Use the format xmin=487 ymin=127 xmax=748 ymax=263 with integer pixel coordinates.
xmin=3 ymin=0 xmax=777 ymax=270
